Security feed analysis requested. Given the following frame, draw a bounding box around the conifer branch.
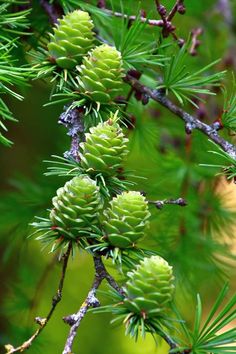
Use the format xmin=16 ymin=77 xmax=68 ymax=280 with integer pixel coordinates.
xmin=216 ymin=0 xmax=233 ymax=27
xmin=97 ymin=0 xmax=106 ymax=8
xmin=27 ymin=253 xmax=58 ymax=322
xmin=102 ymin=8 xmax=168 ymax=28
xmin=190 ymin=28 xmax=203 ymax=56
xmin=62 ymin=255 xmax=123 ymax=353
xmin=40 ymin=0 xmax=63 ymax=24
xmin=62 ymin=255 xmax=185 ymax=354
xmin=167 ymin=0 xmax=186 ymax=21
xmin=160 ymin=333 xmax=191 ymax=353
xmin=149 ymin=198 xmax=188 ymax=209
xmin=5 ymin=243 xmax=72 ymax=354
xmin=59 ymin=106 xmax=85 ymax=162
xmin=124 ymin=74 xmax=236 ymax=160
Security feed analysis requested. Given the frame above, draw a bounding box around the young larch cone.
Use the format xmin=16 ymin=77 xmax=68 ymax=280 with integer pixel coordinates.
xmin=103 ymin=191 xmax=150 ymax=248
xmin=48 ymin=10 xmax=95 ymax=69
xmin=49 ymin=175 xmax=101 ymax=239
xmin=124 ymin=255 xmax=175 ymax=318
xmin=80 ymin=117 xmax=129 ymax=176
xmin=77 ymin=44 xmax=123 ymax=103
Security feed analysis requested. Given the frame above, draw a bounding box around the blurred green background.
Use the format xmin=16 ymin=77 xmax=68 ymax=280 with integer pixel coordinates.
xmin=0 ymin=1 xmax=236 ymax=353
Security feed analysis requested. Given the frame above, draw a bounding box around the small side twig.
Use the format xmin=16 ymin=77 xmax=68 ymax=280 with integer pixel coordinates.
xmin=155 ymin=0 xmax=167 ymax=24
xmin=40 ymin=0 xmax=63 ymax=24
xmin=154 ymin=0 xmax=171 ymax=38
xmin=189 ymin=28 xmax=203 ymax=56
xmin=97 ymin=0 xmax=106 ymax=8
xmin=27 ymin=253 xmax=58 ymax=324
xmin=5 ymin=243 xmax=72 ymax=354
xmin=216 ymin=0 xmax=233 ymax=27
xmin=167 ymin=0 xmax=186 ymax=21
xmin=149 ymin=198 xmax=188 ymax=209
xmin=102 ymin=8 xmax=168 ymax=28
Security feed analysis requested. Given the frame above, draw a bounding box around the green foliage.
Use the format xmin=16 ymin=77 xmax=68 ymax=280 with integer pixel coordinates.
xmin=0 ymin=1 xmax=30 ymax=146
xmin=105 ymin=14 xmax=164 ymax=70
xmin=0 ymin=43 xmax=29 ymax=145
xmin=172 ymin=284 xmax=236 ymax=353
xmin=0 ymin=0 xmax=30 ymax=42
xmin=221 ymin=77 xmax=236 ymax=131
xmin=201 ymin=142 xmax=236 ymax=182
xmin=44 ymin=154 xmax=134 ymax=199
xmin=157 ymin=44 xmax=226 ymax=106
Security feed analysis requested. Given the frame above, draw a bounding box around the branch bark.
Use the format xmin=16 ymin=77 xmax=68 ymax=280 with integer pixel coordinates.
xmin=40 ymin=0 xmax=63 ymax=24
xmin=102 ymin=8 xmax=169 ymax=28
xmin=124 ymin=74 xmax=236 ymax=160
xmin=59 ymin=106 xmax=85 ymax=162
xmin=167 ymin=0 xmax=185 ymax=21
xmin=149 ymin=198 xmax=188 ymax=209
xmin=216 ymin=0 xmax=233 ymax=27
xmin=62 ymin=255 xmax=123 ymax=353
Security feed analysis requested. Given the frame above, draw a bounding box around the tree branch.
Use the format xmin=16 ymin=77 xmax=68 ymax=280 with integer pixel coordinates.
xmin=149 ymin=198 xmax=188 ymax=209
xmin=157 ymin=330 xmax=191 ymax=353
xmin=27 ymin=253 xmax=58 ymax=324
xmin=62 ymin=276 xmax=101 ymax=354
xmin=5 ymin=243 xmax=72 ymax=354
xmin=167 ymin=0 xmax=186 ymax=21
xmin=97 ymin=0 xmax=106 ymax=8
xmin=124 ymin=74 xmax=236 ymax=160
xmin=216 ymin=0 xmax=233 ymax=27
xmin=189 ymin=28 xmax=203 ymax=56
xmin=40 ymin=0 xmax=63 ymax=24
xmin=102 ymin=8 xmax=168 ymax=28
xmin=59 ymin=106 xmax=85 ymax=162
xmin=62 ymin=255 xmax=123 ymax=353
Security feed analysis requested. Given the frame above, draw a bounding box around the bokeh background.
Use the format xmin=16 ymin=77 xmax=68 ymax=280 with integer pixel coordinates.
xmin=0 ymin=1 xmax=236 ymax=353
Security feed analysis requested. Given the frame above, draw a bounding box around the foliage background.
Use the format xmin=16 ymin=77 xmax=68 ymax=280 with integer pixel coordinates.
xmin=0 ymin=0 xmax=236 ymax=353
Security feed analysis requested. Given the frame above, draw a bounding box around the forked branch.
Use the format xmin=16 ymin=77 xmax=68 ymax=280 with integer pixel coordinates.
xmin=62 ymin=255 xmax=123 ymax=353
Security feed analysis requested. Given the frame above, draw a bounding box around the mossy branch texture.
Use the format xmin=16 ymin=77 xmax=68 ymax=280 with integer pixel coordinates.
xmin=3 ymin=1 xmax=236 ymax=354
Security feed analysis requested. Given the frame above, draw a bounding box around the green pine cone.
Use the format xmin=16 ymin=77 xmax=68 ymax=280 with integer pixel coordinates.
xmin=48 ymin=10 xmax=95 ymax=69
xmin=80 ymin=117 xmax=129 ymax=176
xmin=77 ymin=44 xmax=123 ymax=103
xmin=124 ymin=256 xmax=175 ymax=318
xmin=50 ymin=175 xmax=101 ymax=239
xmin=103 ymin=191 xmax=150 ymax=248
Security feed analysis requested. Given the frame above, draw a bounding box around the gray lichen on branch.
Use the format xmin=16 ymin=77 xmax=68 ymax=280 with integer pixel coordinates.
xmin=59 ymin=106 xmax=85 ymax=162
